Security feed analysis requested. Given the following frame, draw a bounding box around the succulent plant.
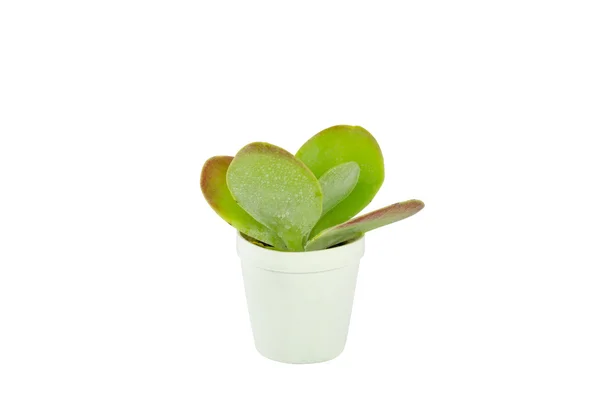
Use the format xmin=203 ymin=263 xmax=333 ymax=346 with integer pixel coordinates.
xmin=201 ymin=125 xmax=424 ymax=251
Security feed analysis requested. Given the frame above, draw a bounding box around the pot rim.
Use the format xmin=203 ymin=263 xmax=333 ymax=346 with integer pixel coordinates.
xmin=236 ymin=232 xmax=365 ymax=273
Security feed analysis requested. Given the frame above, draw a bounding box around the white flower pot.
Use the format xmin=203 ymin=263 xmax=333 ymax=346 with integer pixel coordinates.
xmin=236 ymin=233 xmax=365 ymax=364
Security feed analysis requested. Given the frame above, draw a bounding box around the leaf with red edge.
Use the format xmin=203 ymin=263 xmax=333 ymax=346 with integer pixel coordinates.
xmin=201 ymin=156 xmax=286 ymax=249
xmin=304 ymin=199 xmax=425 ymax=251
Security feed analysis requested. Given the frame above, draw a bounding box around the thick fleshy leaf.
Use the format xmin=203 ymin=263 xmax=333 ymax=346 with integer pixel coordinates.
xmin=227 ymin=142 xmax=322 ymax=251
xmin=319 ymin=161 xmax=360 ymax=216
xmin=304 ymin=199 xmax=425 ymax=251
xmin=200 ymin=156 xmax=286 ymax=249
xmin=296 ymin=125 xmax=385 ymax=238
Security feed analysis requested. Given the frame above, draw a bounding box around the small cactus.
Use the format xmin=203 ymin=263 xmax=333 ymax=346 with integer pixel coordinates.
xmin=200 ymin=125 xmax=424 ymax=251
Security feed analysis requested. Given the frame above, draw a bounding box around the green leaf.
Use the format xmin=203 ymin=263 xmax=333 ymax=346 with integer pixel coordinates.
xmin=304 ymin=199 xmax=425 ymax=251
xmin=200 ymin=156 xmax=286 ymax=249
xmin=296 ymin=125 xmax=385 ymax=238
xmin=227 ymin=142 xmax=322 ymax=251
xmin=319 ymin=161 xmax=360 ymax=216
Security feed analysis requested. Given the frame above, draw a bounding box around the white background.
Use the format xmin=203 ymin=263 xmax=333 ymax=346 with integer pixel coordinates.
xmin=1 ymin=1 xmax=599 ymax=396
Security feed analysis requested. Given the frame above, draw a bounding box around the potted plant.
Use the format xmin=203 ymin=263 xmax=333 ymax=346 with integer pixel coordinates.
xmin=200 ymin=125 xmax=425 ymax=363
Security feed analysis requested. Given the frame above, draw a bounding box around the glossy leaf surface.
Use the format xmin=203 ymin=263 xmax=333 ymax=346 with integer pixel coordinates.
xmin=296 ymin=125 xmax=385 ymax=238
xmin=319 ymin=161 xmax=360 ymax=216
xmin=227 ymin=143 xmax=322 ymax=251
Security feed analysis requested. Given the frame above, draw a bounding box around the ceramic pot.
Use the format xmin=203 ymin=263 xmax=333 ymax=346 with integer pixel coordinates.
xmin=236 ymin=233 xmax=365 ymax=364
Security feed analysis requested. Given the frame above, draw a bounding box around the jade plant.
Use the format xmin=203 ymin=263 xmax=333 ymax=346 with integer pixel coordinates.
xmin=200 ymin=125 xmax=424 ymax=251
